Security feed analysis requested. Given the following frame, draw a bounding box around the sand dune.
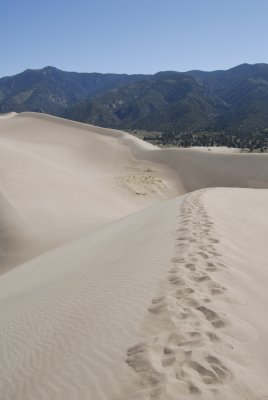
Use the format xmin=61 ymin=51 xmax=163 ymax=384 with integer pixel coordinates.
xmin=146 ymin=146 xmax=268 ymax=192
xmin=0 ymin=112 xmax=179 ymax=272
xmin=0 ymin=112 xmax=268 ymax=399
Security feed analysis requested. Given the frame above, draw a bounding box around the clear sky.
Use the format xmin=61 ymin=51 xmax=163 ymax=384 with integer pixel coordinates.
xmin=1 ymin=0 xmax=268 ymax=77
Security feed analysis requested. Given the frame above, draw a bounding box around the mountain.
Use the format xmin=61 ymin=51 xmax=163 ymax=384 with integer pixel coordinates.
xmin=66 ymin=72 xmax=225 ymax=131
xmin=0 ymin=67 xmax=148 ymax=115
xmin=66 ymin=63 xmax=268 ymax=144
xmin=187 ymin=63 xmax=268 ymax=98
xmin=187 ymin=63 xmax=268 ymax=135
xmin=1 ymin=64 xmax=268 ymax=146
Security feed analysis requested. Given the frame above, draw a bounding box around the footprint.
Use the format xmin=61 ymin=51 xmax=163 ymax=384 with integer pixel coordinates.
xmin=171 ymin=257 xmax=185 ymax=264
xmin=151 ymin=295 xmax=165 ymax=304
xmin=206 ymin=262 xmax=217 ymax=272
xmin=188 ymin=254 xmax=199 ymax=262
xmin=162 ymin=355 xmax=176 ymax=367
xmin=189 ymin=238 xmax=197 ymax=244
xmin=127 ymin=341 xmax=167 ymax=385
xmin=211 ymin=288 xmax=225 ymax=296
xmin=187 ymin=360 xmax=218 ymax=384
xmin=208 ymin=250 xmax=222 ymax=257
xmin=182 ymin=297 xmax=200 ymax=308
xmin=181 ymin=219 xmax=191 ymax=224
xmin=163 ymin=346 xmax=174 ymax=355
xmin=192 ymin=273 xmax=211 ymax=283
xmin=176 ymin=236 xmax=189 ymax=241
xmin=187 ymin=353 xmax=231 ymax=384
xmin=212 ymin=320 xmax=226 ymax=329
xmin=166 ymin=331 xmax=203 ymax=349
xmin=169 ymin=275 xmax=185 ymax=286
xmin=197 ymin=307 xmax=227 ymax=329
xmin=209 ymin=283 xmax=226 ymax=296
xmin=198 ymin=244 xmax=213 ymax=250
xmin=127 ymin=342 xmax=148 ymax=360
xmin=206 ymin=331 xmax=220 ymax=342
xmin=175 ymin=287 xmax=194 ymax=298
xmin=175 ymin=242 xmax=187 ymax=248
xmin=196 ymin=306 xmax=219 ymax=322
xmin=149 ymin=302 xmax=167 ymax=314
xmin=205 ymin=222 xmax=213 ymax=227
xmin=206 ymin=355 xmax=232 ymax=381
xmin=203 ymin=298 xmax=211 ymax=303
xmin=198 ymin=252 xmax=209 ymax=260
xmin=188 ymin=381 xmax=201 ymax=394
xmin=184 ymin=263 xmax=196 ymax=271
xmin=207 ymin=262 xmax=216 ymax=268
xmin=209 ymin=238 xmax=220 ymax=244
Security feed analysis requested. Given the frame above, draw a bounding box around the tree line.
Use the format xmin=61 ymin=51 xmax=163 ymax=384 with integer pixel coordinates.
xmin=144 ymin=128 xmax=268 ymax=151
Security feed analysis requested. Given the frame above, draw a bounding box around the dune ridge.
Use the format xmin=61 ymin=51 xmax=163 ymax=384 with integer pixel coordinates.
xmin=124 ymin=189 xmax=268 ymax=399
xmin=0 ymin=112 xmax=268 ymax=399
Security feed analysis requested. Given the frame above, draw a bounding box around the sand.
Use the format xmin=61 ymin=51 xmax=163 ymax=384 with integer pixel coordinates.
xmin=0 ymin=112 xmax=268 ymax=399
xmin=185 ymin=146 xmax=241 ymax=153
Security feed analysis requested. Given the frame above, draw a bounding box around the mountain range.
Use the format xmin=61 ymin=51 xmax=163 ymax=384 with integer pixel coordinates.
xmin=1 ymin=64 xmax=268 ymax=145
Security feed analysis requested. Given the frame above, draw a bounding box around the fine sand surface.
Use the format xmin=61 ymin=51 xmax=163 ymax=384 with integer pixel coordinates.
xmin=0 ymin=112 xmax=268 ymax=399
xmin=183 ymin=146 xmax=241 ymax=153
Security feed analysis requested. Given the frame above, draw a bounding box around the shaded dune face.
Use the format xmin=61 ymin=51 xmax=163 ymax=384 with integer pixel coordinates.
xmin=1 ymin=112 xmax=268 ymax=400
xmin=0 ymin=112 xmax=178 ymax=272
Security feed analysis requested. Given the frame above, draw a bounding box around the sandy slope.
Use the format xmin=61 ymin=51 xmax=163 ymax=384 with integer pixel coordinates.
xmin=123 ymin=189 xmax=268 ymax=400
xmin=0 ymin=113 xmax=268 ymax=399
xmin=0 ymin=112 xmax=179 ymax=272
xmin=147 ymin=147 xmax=268 ymax=192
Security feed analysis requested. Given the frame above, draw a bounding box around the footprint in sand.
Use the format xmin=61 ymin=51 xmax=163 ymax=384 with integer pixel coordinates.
xmin=208 ymin=282 xmax=226 ymax=296
xmin=188 ymin=381 xmax=201 ymax=394
xmin=171 ymin=257 xmax=185 ymax=264
xmin=184 ymin=263 xmax=196 ymax=271
xmin=149 ymin=296 xmax=176 ymax=314
xmin=169 ymin=275 xmax=186 ymax=286
xmin=191 ymin=272 xmax=211 ymax=283
xmin=206 ymin=262 xmax=217 ymax=272
xmin=175 ymin=287 xmax=194 ymax=298
xmin=186 ymin=355 xmax=231 ymax=385
xmin=196 ymin=306 xmax=227 ymax=329
xmin=197 ymin=251 xmax=209 ymax=260
xmin=206 ymin=331 xmax=220 ymax=343
xmin=164 ymin=331 xmax=204 ymax=352
xmin=181 ymin=297 xmax=200 ymax=308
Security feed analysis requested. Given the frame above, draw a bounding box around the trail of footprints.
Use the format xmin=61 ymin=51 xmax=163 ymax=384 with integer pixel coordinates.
xmin=126 ymin=190 xmax=245 ymax=399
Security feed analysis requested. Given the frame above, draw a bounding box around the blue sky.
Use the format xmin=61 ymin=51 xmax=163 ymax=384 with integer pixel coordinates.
xmin=1 ymin=0 xmax=268 ymax=77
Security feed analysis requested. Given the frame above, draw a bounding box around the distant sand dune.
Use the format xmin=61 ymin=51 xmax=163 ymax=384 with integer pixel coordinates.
xmin=146 ymin=146 xmax=268 ymax=192
xmin=0 ymin=112 xmax=268 ymax=399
